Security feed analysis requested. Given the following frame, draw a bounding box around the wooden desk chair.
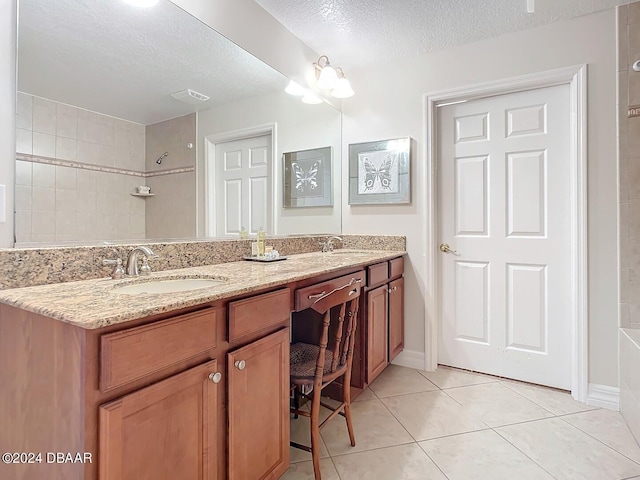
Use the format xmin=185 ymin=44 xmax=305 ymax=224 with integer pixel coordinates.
xmin=290 ymin=277 xmax=362 ymax=480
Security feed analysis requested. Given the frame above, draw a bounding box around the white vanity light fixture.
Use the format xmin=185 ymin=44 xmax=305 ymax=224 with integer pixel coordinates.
xmin=121 ymin=0 xmax=159 ymax=7
xmin=314 ymin=56 xmax=339 ymax=89
xmin=633 ymin=60 xmax=640 ymax=72
xmin=331 ymin=68 xmax=354 ymax=98
xmin=314 ymin=55 xmax=354 ymax=98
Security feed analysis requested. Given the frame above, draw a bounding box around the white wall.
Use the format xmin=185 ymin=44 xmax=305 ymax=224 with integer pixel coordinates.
xmin=342 ymin=10 xmax=619 ymax=387
xmin=0 ymin=0 xmax=16 ymax=247
xmin=196 ymin=90 xmax=342 ymax=236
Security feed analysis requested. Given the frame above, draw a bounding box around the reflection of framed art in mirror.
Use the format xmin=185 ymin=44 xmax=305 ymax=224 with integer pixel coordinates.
xmin=283 ymin=147 xmax=332 ymax=208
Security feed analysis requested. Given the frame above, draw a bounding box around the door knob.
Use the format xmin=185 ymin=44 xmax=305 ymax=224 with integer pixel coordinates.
xmin=235 ymin=360 xmax=246 ymax=370
xmin=439 ymin=243 xmax=459 ymax=255
xmin=208 ymin=372 xmax=222 ymax=384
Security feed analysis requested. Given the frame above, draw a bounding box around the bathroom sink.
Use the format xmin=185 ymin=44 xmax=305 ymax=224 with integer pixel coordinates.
xmin=112 ymin=277 xmax=228 ymax=295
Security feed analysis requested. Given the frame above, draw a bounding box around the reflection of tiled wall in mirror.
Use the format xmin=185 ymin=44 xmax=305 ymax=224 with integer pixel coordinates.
xmin=145 ymin=113 xmax=197 ymax=239
xmin=618 ymin=2 xmax=640 ymax=330
xmin=14 ymin=93 xmax=147 ymax=245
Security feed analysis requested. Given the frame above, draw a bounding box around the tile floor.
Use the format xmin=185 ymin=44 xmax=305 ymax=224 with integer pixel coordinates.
xmin=282 ymin=365 xmax=640 ymax=480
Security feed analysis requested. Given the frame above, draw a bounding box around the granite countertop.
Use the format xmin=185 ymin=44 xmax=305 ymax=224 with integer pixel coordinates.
xmin=0 ymin=250 xmax=405 ymax=329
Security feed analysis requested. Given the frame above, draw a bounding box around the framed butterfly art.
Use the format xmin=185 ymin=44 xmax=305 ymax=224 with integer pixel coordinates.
xmin=349 ymin=137 xmax=411 ymax=204
xmin=283 ymin=146 xmax=333 ymax=207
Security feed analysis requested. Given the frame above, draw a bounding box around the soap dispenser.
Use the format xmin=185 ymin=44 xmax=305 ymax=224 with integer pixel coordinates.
xmin=257 ymin=227 xmax=266 ymax=257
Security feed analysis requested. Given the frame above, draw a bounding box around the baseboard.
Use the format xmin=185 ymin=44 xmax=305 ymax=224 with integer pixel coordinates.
xmin=391 ymin=349 xmax=426 ymax=371
xmin=587 ymin=383 xmax=620 ymax=410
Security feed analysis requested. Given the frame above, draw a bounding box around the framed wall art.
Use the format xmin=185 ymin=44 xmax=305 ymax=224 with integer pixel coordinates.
xmin=283 ymin=146 xmax=332 ymax=208
xmin=348 ymin=137 xmax=411 ymax=205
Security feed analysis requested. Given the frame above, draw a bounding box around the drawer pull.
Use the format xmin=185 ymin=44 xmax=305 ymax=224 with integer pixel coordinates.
xmin=209 ymin=372 xmax=222 ymax=384
xmin=312 ymin=278 xmax=362 ymax=304
xmin=308 ymin=291 xmax=326 ymax=300
xmin=235 ymin=360 xmax=246 ymax=370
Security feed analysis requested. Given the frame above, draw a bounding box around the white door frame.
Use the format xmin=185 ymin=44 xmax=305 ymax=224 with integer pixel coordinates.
xmin=423 ymin=65 xmax=588 ymax=402
xmin=204 ymin=123 xmax=278 ymax=237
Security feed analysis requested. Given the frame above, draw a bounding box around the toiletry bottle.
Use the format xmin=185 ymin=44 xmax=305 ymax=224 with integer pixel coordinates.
xmin=240 ymin=227 xmax=248 ymax=239
xmin=257 ymin=227 xmax=266 ymax=257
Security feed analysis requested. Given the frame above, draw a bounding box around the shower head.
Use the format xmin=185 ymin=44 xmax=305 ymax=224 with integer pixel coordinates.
xmin=156 ymin=152 xmax=168 ymax=165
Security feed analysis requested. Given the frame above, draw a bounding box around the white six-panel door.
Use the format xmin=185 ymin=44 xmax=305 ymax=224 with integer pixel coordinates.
xmin=213 ymin=135 xmax=271 ymax=237
xmin=437 ymin=84 xmax=572 ymax=389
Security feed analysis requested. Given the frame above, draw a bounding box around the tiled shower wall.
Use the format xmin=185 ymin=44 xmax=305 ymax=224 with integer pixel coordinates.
xmin=14 ymin=93 xmax=147 ymax=244
xmin=619 ymin=2 xmax=640 ymax=330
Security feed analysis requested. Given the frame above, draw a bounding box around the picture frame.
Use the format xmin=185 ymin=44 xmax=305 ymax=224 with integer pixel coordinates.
xmin=348 ymin=137 xmax=411 ymax=205
xmin=283 ymin=146 xmax=333 ymax=208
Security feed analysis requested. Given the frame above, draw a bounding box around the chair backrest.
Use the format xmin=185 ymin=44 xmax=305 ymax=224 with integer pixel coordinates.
xmin=309 ymin=278 xmax=361 ymax=377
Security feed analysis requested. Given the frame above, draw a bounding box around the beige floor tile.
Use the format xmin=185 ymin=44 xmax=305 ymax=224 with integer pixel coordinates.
xmin=369 ymin=365 xmax=438 ymax=398
xmin=497 ymin=418 xmax=640 ymax=480
xmin=320 ymin=398 xmax=413 ymax=456
xmin=353 ymin=387 xmax=377 ymax=402
xmin=420 ymin=365 xmax=499 ymax=389
xmin=280 ymin=458 xmax=340 ymax=480
xmin=381 ymin=390 xmax=488 ymax=441
xmin=419 ymin=429 xmax=555 ymax=480
xmin=562 ymin=409 xmax=640 ymax=464
xmin=445 ymin=382 xmax=555 ymax=427
xmin=501 ymin=379 xmax=597 ymax=415
xmin=332 ymin=443 xmax=447 ymax=480
xmin=290 ymin=413 xmax=330 ymax=463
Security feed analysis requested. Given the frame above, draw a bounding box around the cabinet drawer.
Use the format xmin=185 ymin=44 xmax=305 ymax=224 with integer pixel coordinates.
xmin=100 ymin=307 xmax=219 ymax=392
xmin=295 ymin=271 xmax=365 ymax=311
xmin=390 ymin=257 xmax=404 ymax=279
xmin=228 ymin=288 xmax=291 ymax=342
xmin=367 ymin=262 xmax=389 ymax=287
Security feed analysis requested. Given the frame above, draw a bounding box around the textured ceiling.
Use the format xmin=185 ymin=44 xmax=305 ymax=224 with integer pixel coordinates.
xmin=18 ymin=0 xmax=288 ymax=125
xmin=255 ymin=0 xmax=628 ymax=69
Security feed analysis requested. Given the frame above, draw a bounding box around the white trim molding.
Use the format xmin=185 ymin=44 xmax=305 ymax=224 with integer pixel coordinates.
xmin=392 ymin=349 xmax=426 ymax=371
xmin=587 ymin=384 xmax=620 ymax=410
xmin=423 ymin=65 xmax=589 ymax=401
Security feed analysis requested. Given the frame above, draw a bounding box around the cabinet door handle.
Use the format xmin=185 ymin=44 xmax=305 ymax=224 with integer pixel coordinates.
xmin=387 ymin=286 xmax=397 ymax=294
xmin=208 ymin=372 xmax=222 ymax=384
xmin=235 ymin=360 xmax=246 ymax=370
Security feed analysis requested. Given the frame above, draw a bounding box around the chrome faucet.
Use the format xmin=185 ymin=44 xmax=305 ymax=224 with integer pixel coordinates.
xmin=125 ymin=246 xmax=157 ymax=276
xmin=320 ymin=236 xmax=343 ymax=252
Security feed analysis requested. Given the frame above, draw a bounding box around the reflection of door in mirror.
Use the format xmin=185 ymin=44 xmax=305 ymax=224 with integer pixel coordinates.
xmin=211 ymin=134 xmax=272 ymax=237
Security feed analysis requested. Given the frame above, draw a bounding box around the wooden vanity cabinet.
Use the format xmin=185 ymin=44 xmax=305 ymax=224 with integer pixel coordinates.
xmin=364 ymin=257 xmax=405 ymax=384
xmin=99 ymin=359 xmax=220 ymax=480
xmin=0 ymin=256 xmax=402 ymax=480
xmin=388 ymin=277 xmax=405 ymax=361
xmin=226 ymin=289 xmax=291 ymax=480
xmin=97 ymin=307 xmax=224 ymax=480
xmin=227 ymin=329 xmax=290 ymax=480
xmin=366 ymin=284 xmax=389 ymax=382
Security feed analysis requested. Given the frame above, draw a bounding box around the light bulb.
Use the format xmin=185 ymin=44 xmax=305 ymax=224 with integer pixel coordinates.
xmin=301 ymin=93 xmax=323 ymax=105
xmin=317 ymin=65 xmax=339 ymax=89
xmin=285 ymin=81 xmax=306 ymax=96
xmin=331 ymin=77 xmax=354 ymax=98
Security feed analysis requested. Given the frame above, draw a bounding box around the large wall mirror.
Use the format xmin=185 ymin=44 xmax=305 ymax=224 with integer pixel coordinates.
xmin=14 ymin=0 xmax=342 ymax=247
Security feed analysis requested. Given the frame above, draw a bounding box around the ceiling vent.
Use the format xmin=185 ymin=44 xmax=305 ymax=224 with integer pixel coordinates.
xmin=171 ymin=89 xmax=210 ymax=104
